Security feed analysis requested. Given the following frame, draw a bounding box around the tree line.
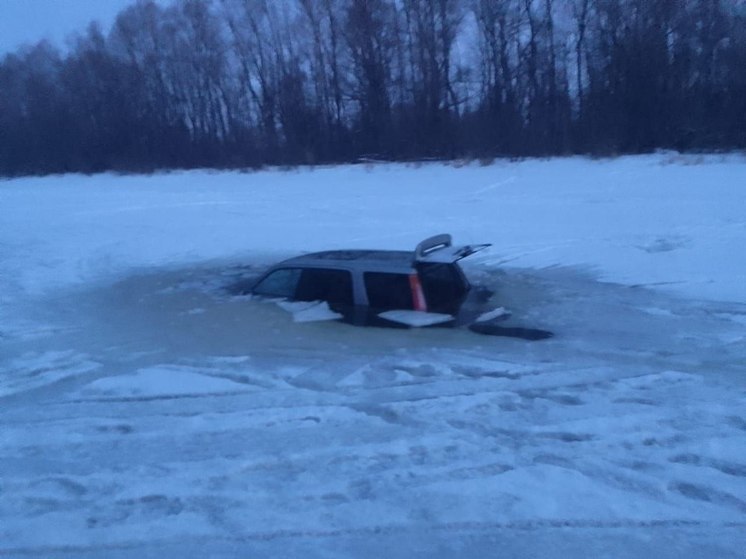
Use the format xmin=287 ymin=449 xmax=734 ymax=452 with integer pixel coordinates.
xmin=1 ymin=0 xmax=745 ymax=176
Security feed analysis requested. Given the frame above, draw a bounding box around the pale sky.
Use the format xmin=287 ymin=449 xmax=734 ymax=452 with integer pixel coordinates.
xmin=0 ymin=0 xmax=146 ymax=54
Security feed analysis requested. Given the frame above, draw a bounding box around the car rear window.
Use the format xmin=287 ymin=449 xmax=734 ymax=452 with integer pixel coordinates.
xmin=416 ymin=262 xmax=468 ymax=313
xmin=364 ymin=272 xmax=413 ymax=310
xmin=295 ymin=268 xmax=354 ymax=308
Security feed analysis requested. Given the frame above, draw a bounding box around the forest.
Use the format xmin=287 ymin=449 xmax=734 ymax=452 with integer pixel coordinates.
xmin=1 ymin=0 xmax=745 ymax=176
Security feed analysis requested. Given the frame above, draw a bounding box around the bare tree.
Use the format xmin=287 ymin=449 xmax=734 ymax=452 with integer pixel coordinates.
xmin=3 ymin=0 xmax=746 ymax=175
xmin=471 ymin=0 xmax=523 ymax=153
xmin=343 ymin=0 xmax=396 ymax=154
xmin=401 ymin=0 xmax=464 ymax=155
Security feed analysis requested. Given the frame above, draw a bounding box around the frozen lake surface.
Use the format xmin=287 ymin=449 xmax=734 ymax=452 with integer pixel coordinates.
xmin=1 ymin=154 xmax=745 ymax=557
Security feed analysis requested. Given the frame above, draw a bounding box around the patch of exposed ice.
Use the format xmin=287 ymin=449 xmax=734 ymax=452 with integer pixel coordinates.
xmin=82 ymin=365 xmax=249 ymax=398
xmin=0 ymin=351 xmax=100 ymax=397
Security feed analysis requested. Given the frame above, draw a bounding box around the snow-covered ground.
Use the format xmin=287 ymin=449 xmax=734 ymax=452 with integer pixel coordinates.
xmin=1 ymin=154 xmax=745 ymax=557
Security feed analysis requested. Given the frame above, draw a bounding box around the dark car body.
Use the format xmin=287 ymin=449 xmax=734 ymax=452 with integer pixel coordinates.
xmin=250 ymin=234 xmax=491 ymax=327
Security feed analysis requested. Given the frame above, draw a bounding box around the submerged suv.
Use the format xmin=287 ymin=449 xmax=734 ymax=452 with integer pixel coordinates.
xmin=250 ymin=234 xmax=492 ymax=327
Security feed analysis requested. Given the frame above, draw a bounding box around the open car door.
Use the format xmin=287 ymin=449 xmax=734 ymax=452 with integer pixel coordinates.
xmin=414 ymin=234 xmax=491 ymax=264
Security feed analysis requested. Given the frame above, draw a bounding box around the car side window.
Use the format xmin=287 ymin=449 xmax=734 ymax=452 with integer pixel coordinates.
xmin=296 ymin=268 xmax=353 ymax=309
xmin=253 ymin=268 xmax=301 ymax=298
xmin=364 ymin=272 xmax=413 ymax=310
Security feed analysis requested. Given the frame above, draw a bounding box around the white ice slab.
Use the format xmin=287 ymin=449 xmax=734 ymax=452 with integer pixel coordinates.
xmin=475 ymin=307 xmax=511 ymax=322
xmin=378 ymin=310 xmax=455 ymax=327
xmin=276 ymin=300 xmax=343 ymax=322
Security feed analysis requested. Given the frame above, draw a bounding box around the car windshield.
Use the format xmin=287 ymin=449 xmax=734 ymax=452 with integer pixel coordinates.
xmin=252 ymin=268 xmax=301 ymax=298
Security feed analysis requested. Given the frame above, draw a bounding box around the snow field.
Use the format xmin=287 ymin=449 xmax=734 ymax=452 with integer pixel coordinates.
xmin=1 ymin=154 xmax=745 ymax=557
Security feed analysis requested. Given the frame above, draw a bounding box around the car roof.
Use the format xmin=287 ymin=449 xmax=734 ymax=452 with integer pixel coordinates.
xmin=276 ymin=249 xmax=416 ymax=273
